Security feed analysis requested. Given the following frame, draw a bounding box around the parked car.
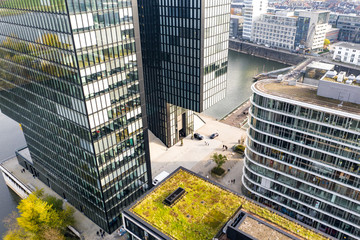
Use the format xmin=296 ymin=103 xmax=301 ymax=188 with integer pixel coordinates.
xmin=194 ymin=133 xmax=204 ymax=140
xmin=210 ymin=133 xmax=219 ymax=139
xmin=152 ymin=171 xmax=169 ymax=186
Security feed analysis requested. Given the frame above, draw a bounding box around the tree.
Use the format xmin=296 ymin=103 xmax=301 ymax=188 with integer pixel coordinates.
xmin=211 ymin=153 xmax=227 ymax=169
xmin=3 ymin=189 xmax=74 ymax=240
xmin=324 ymin=39 xmax=330 ymax=47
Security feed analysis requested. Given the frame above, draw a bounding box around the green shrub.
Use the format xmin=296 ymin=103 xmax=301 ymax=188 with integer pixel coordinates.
xmin=211 ymin=167 xmax=225 ymax=176
xmin=234 ymin=144 xmax=245 ymax=154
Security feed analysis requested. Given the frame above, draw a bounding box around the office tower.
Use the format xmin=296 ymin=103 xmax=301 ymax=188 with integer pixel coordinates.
xmin=137 ymin=0 xmax=230 ymax=147
xmin=242 ymin=0 xmax=268 ymax=40
xmin=0 ymin=0 xmax=151 ymax=233
xmin=243 ymin=76 xmax=360 ymax=239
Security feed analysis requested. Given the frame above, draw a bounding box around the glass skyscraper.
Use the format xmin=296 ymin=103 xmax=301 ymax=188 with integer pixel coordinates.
xmin=138 ymin=0 xmax=230 ymax=147
xmin=0 ymin=0 xmax=151 ymax=232
xmin=243 ymin=79 xmax=360 ymax=239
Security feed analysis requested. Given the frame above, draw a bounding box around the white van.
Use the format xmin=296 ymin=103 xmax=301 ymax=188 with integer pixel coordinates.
xmin=152 ymin=171 xmax=169 ymax=186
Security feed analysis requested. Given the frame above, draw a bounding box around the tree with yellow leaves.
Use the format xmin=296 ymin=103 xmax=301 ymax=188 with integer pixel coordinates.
xmin=3 ymin=189 xmax=74 ymax=240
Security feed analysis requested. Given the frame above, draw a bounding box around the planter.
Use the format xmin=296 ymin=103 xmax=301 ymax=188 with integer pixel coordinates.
xmin=210 ymin=167 xmax=226 ymax=179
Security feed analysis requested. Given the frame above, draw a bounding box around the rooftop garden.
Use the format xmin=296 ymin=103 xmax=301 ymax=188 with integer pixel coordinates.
xmin=131 ymin=169 xmax=328 ymax=240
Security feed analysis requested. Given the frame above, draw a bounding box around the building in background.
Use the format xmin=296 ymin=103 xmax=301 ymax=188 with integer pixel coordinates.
xmin=325 ymin=27 xmax=340 ymax=43
xmin=330 ymin=14 xmax=360 ymax=44
xmin=230 ymin=2 xmax=245 ymax=16
xmin=252 ymin=11 xmax=329 ymax=51
xmin=252 ymin=12 xmax=299 ymax=50
xmin=138 ymin=0 xmax=230 ymax=147
xmin=242 ymin=0 xmax=268 ymax=40
xmin=295 ymin=11 xmax=330 ymax=50
xmin=0 ymin=0 xmax=152 ymax=233
xmin=230 ymin=15 xmax=244 ymax=38
xmin=333 ymin=42 xmax=360 ymax=66
xmin=244 ymin=75 xmax=360 ymax=239
xmin=338 ymin=15 xmax=360 ymax=43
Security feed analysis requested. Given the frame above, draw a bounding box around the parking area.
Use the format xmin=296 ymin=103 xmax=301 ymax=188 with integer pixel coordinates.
xmin=149 ymin=113 xmax=247 ymax=194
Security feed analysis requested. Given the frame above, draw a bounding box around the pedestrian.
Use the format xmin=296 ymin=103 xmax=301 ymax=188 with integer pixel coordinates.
xmin=228 ymin=168 xmax=230 ymax=172
xmin=96 ymin=231 xmax=99 ymax=236
xmin=233 ymin=179 xmax=236 ymax=183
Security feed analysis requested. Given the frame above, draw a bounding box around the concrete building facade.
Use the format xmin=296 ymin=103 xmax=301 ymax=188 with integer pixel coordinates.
xmin=333 ymin=42 xmax=360 ymax=66
xmin=252 ymin=11 xmax=330 ymax=51
xmin=242 ymin=0 xmax=268 ymax=40
xmin=243 ymin=79 xmax=360 ymax=240
xmin=252 ymin=13 xmax=298 ymax=50
xmin=295 ymin=11 xmax=330 ymax=50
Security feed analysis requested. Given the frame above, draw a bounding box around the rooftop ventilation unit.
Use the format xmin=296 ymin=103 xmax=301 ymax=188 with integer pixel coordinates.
xmin=356 ymin=75 xmax=360 ymax=84
xmin=337 ymin=71 xmax=346 ymax=82
xmin=348 ymin=74 xmax=356 ymax=81
xmin=325 ymin=70 xmax=337 ymax=78
xmin=163 ymin=187 xmax=186 ymax=206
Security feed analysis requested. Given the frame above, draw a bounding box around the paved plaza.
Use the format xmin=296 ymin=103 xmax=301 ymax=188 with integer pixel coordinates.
xmin=150 ymin=113 xmax=247 ymax=194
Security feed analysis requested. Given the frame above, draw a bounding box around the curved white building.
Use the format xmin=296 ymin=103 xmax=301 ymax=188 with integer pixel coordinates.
xmin=243 ymin=79 xmax=360 ymax=240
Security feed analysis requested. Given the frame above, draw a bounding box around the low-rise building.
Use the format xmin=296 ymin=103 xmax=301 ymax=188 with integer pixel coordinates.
xmin=295 ymin=11 xmax=330 ymax=50
xmin=326 ymin=28 xmax=340 ymax=43
xmin=335 ymin=14 xmax=360 ymax=43
xmin=252 ymin=12 xmax=298 ymax=50
xmin=230 ymin=15 xmax=244 ymax=38
xmin=333 ymin=42 xmax=360 ymax=66
xmin=252 ymin=11 xmax=330 ymax=51
xmin=123 ymin=167 xmax=329 ymax=240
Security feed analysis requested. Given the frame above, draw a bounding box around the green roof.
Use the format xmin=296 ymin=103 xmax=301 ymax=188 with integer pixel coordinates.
xmin=130 ymin=169 xmax=329 ymax=240
xmin=131 ymin=169 xmax=242 ymax=239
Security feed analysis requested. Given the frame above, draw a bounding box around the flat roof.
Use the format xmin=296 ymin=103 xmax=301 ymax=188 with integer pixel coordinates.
xmin=254 ymin=80 xmax=360 ymax=117
xmin=306 ymin=61 xmax=335 ymax=71
xmin=238 ymin=215 xmax=294 ymax=240
xmin=334 ymin=42 xmax=360 ymax=51
xmin=128 ymin=168 xmax=329 ymax=240
xmin=17 ymin=147 xmax=33 ymax=164
xmin=130 ymin=169 xmax=242 ymax=239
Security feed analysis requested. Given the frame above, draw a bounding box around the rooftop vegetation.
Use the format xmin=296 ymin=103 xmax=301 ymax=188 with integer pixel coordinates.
xmin=131 ymin=169 xmax=328 ymax=240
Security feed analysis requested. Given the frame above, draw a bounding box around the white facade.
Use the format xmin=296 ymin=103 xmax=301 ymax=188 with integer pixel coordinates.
xmin=252 ymin=14 xmax=297 ymax=50
xmin=242 ymin=0 xmax=268 ymax=40
xmin=333 ymin=42 xmax=360 ymax=66
xmin=297 ymin=11 xmax=330 ymax=50
xmin=203 ymin=0 xmax=231 ymax=110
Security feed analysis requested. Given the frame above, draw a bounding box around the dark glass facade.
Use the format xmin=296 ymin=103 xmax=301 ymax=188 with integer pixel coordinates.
xmin=138 ymin=0 xmax=230 ymax=146
xmin=0 ymin=0 xmax=151 ymax=233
